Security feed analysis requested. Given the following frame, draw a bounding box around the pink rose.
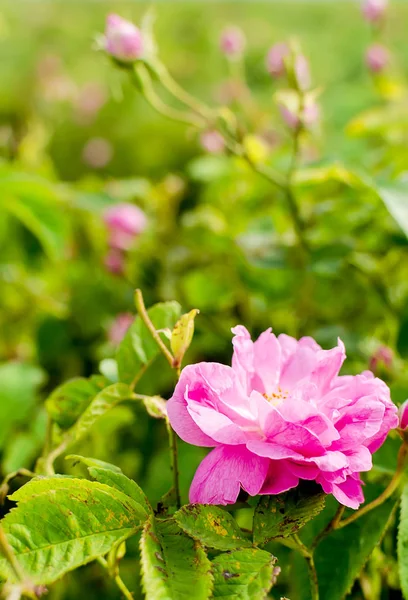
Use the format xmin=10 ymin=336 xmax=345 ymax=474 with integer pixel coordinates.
xmin=365 ymin=44 xmax=389 ymax=73
xmin=104 ymin=14 xmax=144 ymax=63
xmin=104 ymin=203 xmax=147 ymax=250
xmin=167 ymin=326 xmax=398 ymax=509
xmin=220 ymin=26 xmax=246 ymax=58
xmin=266 ymin=43 xmax=290 ymax=78
xmin=362 ymin=0 xmax=387 ymax=23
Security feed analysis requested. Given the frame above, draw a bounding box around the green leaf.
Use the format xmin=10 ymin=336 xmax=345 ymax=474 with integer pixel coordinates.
xmin=67 ymin=382 xmax=132 ymax=443
xmin=253 ymin=483 xmax=326 ymax=545
xmin=46 ymin=376 xmax=107 ymax=429
xmin=140 ymin=516 xmax=212 ymax=600
xmin=0 ymin=362 xmax=45 ymax=449
xmin=0 ymin=171 xmax=69 ymax=260
xmin=312 ymin=494 xmax=398 ymax=600
xmin=377 ymin=182 xmax=408 ymax=239
xmin=171 ymin=309 xmax=199 ymax=368
xmin=67 ymin=454 xmax=151 ymax=516
xmin=398 ymin=483 xmax=408 ymax=599
xmin=116 ymin=301 xmax=181 ymax=384
xmin=174 ymin=504 xmax=251 ymax=550
xmin=212 ymin=548 xmax=276 ymax=600
xmin=0 ymin=477 xmax=146 ymax=584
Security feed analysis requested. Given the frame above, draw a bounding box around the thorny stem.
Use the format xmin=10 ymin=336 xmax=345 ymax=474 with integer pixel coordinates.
xmin=134 ymin=289 xmax=181 ymax=509
xmin=337 ymin=442 xmax=408 ymax=529
xmin=97 ymin=557 xmax=134 ymax=600
xmin=133 ymin=64 xmax=204 ymax=128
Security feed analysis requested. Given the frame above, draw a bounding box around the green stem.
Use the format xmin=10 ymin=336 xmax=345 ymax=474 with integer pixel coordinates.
xmin=155 ymin=63 xmax=212 ymax=120
xmin=97 ymin=557 xmax=134 ymax=600
xmin=133 ymin=65 xmax=204 ymax=128
xmin=291 ymin=534 xmax=319 ymax=600
xmin=311 ymin=504 xmax=345 ymax=550
xmin=134 ymin=289 xmax=181 ymax=508
xmin=285 ymin=123 xmax=310 ymax=255
xmin=134 ymin=289 xmax=174 ymax=368
xmin=166 ymin=420 xmax=181 ymax=509
xmin=0 ymin=469 xmax=35 ymax=504
xmin=337 ymin=442 xmax=408 ymax=529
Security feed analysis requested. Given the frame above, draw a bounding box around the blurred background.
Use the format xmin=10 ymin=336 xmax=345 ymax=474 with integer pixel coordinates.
xmin=1 ymin=1 xmax=408 ymax=597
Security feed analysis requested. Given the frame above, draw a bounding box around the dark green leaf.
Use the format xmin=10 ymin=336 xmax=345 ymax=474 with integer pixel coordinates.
xmin=212 ymin=548 xmax=276 ymax=600
xmin=175 ymin=504 xmax=251 ymax=550
xmin=140 ymin=515 xmax=212 ymax=600
xmin=46 ymin=376 xmax=107 ymax=429
xmin=253 ymin=483 xmax=326 ymax=544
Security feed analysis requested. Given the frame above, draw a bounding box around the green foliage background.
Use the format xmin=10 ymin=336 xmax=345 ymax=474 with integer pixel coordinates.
xmin=1 ymin=1 xmax=408 ymax=598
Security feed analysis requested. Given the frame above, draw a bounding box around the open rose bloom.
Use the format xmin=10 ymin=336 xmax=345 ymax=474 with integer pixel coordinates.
xmin=167 ymin=326 xmax=398 ymax=509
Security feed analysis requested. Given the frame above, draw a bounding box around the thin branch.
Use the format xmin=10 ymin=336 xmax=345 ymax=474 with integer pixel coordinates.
xmin=311 ymin=504 xmax=345 ymax=550
xmin=134 ymin=289 xmax=174 ymax=368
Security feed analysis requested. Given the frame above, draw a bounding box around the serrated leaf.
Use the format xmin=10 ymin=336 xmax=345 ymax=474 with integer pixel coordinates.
xmin=46 ymin=376 xmax=107 ymax=429
xmin=140 ymin=516 xmax=212 ymax=600
xmin=253 ymin=483 xmax=326 ymax=545
xmin=66 ymin=454 xmax=151 ymax=514
xmin=171 ymin=309 xmax=199 ymax=368
xmin=0 ymin=477 xmax=146 ymax=584
xmin=398 ymin=484 xmax=408 ymax=599
xmin=68 ymin=382 xmax=132 ymax=443
xmin=88 ymin=468 xmax=151 ymax=515
xmin=312 ymin=494 xmax=397 ymax=600
xmin=212 ymin=548 xmax=276 ymax=600
xmin=175 ymin=505 xmax=251 ymax=551
xmin=116 ymin=301 xmax=181 ymax=384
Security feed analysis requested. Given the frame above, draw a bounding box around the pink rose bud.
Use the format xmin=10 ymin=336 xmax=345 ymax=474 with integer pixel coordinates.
xmin=399 ymin=400 xmax=408 ymax=431
xmin=220 ymin=26 xmax=246 ymax=58
xmin=104 ymin=14 xmax=144 ymax=63
xmin=365 ymin=43 xmax=389 ymax=73
xmin=104 ymin=249 xmax=125 ymax=275
xmin=104 ymin=203 xmax=147 ymax=250
xmin=369 ymin=345 xmax=393 ymax=373
xmin=266 ymin=43 xmax=290 ymax=78
xmin=294 ymin=55 xmax=311 ymax=91
xmin=279 ymin=103 xmax=300 ymax=130
xmin=303 ymin=97 xmax=320 ymax=127
xmin=108 ymin=313 xmax=134 ymax=345
xmin=200 ymin=130 xmax=225 ymax=154
xmin=362 ymin=0 xmax=387 ymax=22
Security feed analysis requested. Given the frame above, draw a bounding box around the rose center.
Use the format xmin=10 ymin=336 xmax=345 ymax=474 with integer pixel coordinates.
xmin=263 ymin=387 xmax=289 ymax=406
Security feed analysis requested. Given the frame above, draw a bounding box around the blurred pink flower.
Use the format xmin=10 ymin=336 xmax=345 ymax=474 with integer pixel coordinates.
xmin=108 ymin=313 xmax=134 ymax=345
xmin=220 ymin=26 xmax=246 ymax=58
xmin=200 ymin=130 xmax=225 ymax=154
xmin=362 ymin=0 xmax=387 ymax=22
xmin=82 ymin=138 xmax=113 ymax=169
xmin=104 ymin=202 xmax=147 ymax=250
xmin=294 ymin=55 xmax=311 ymax=91
xmin=365 ymin=43 xmax=389 ymax=73
xmin=278 ymin=96 xmax=319 ymax=130
xmin=104 ymin=249 xmax=125 ymax=275
xmin=167 ymin=326 xmax=398 ymax=508
xmin=369 ymin=345 xmax=393 ymax=373
xmin=76 ymin=82 xmax=107 ymax=123
xmin=266 ymin=43 xmax=290 ymax=78
xmin=399 ymin=400 xmax=408 ymax=431
xmin=104 ymin=14 xmax=144 ymax=63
